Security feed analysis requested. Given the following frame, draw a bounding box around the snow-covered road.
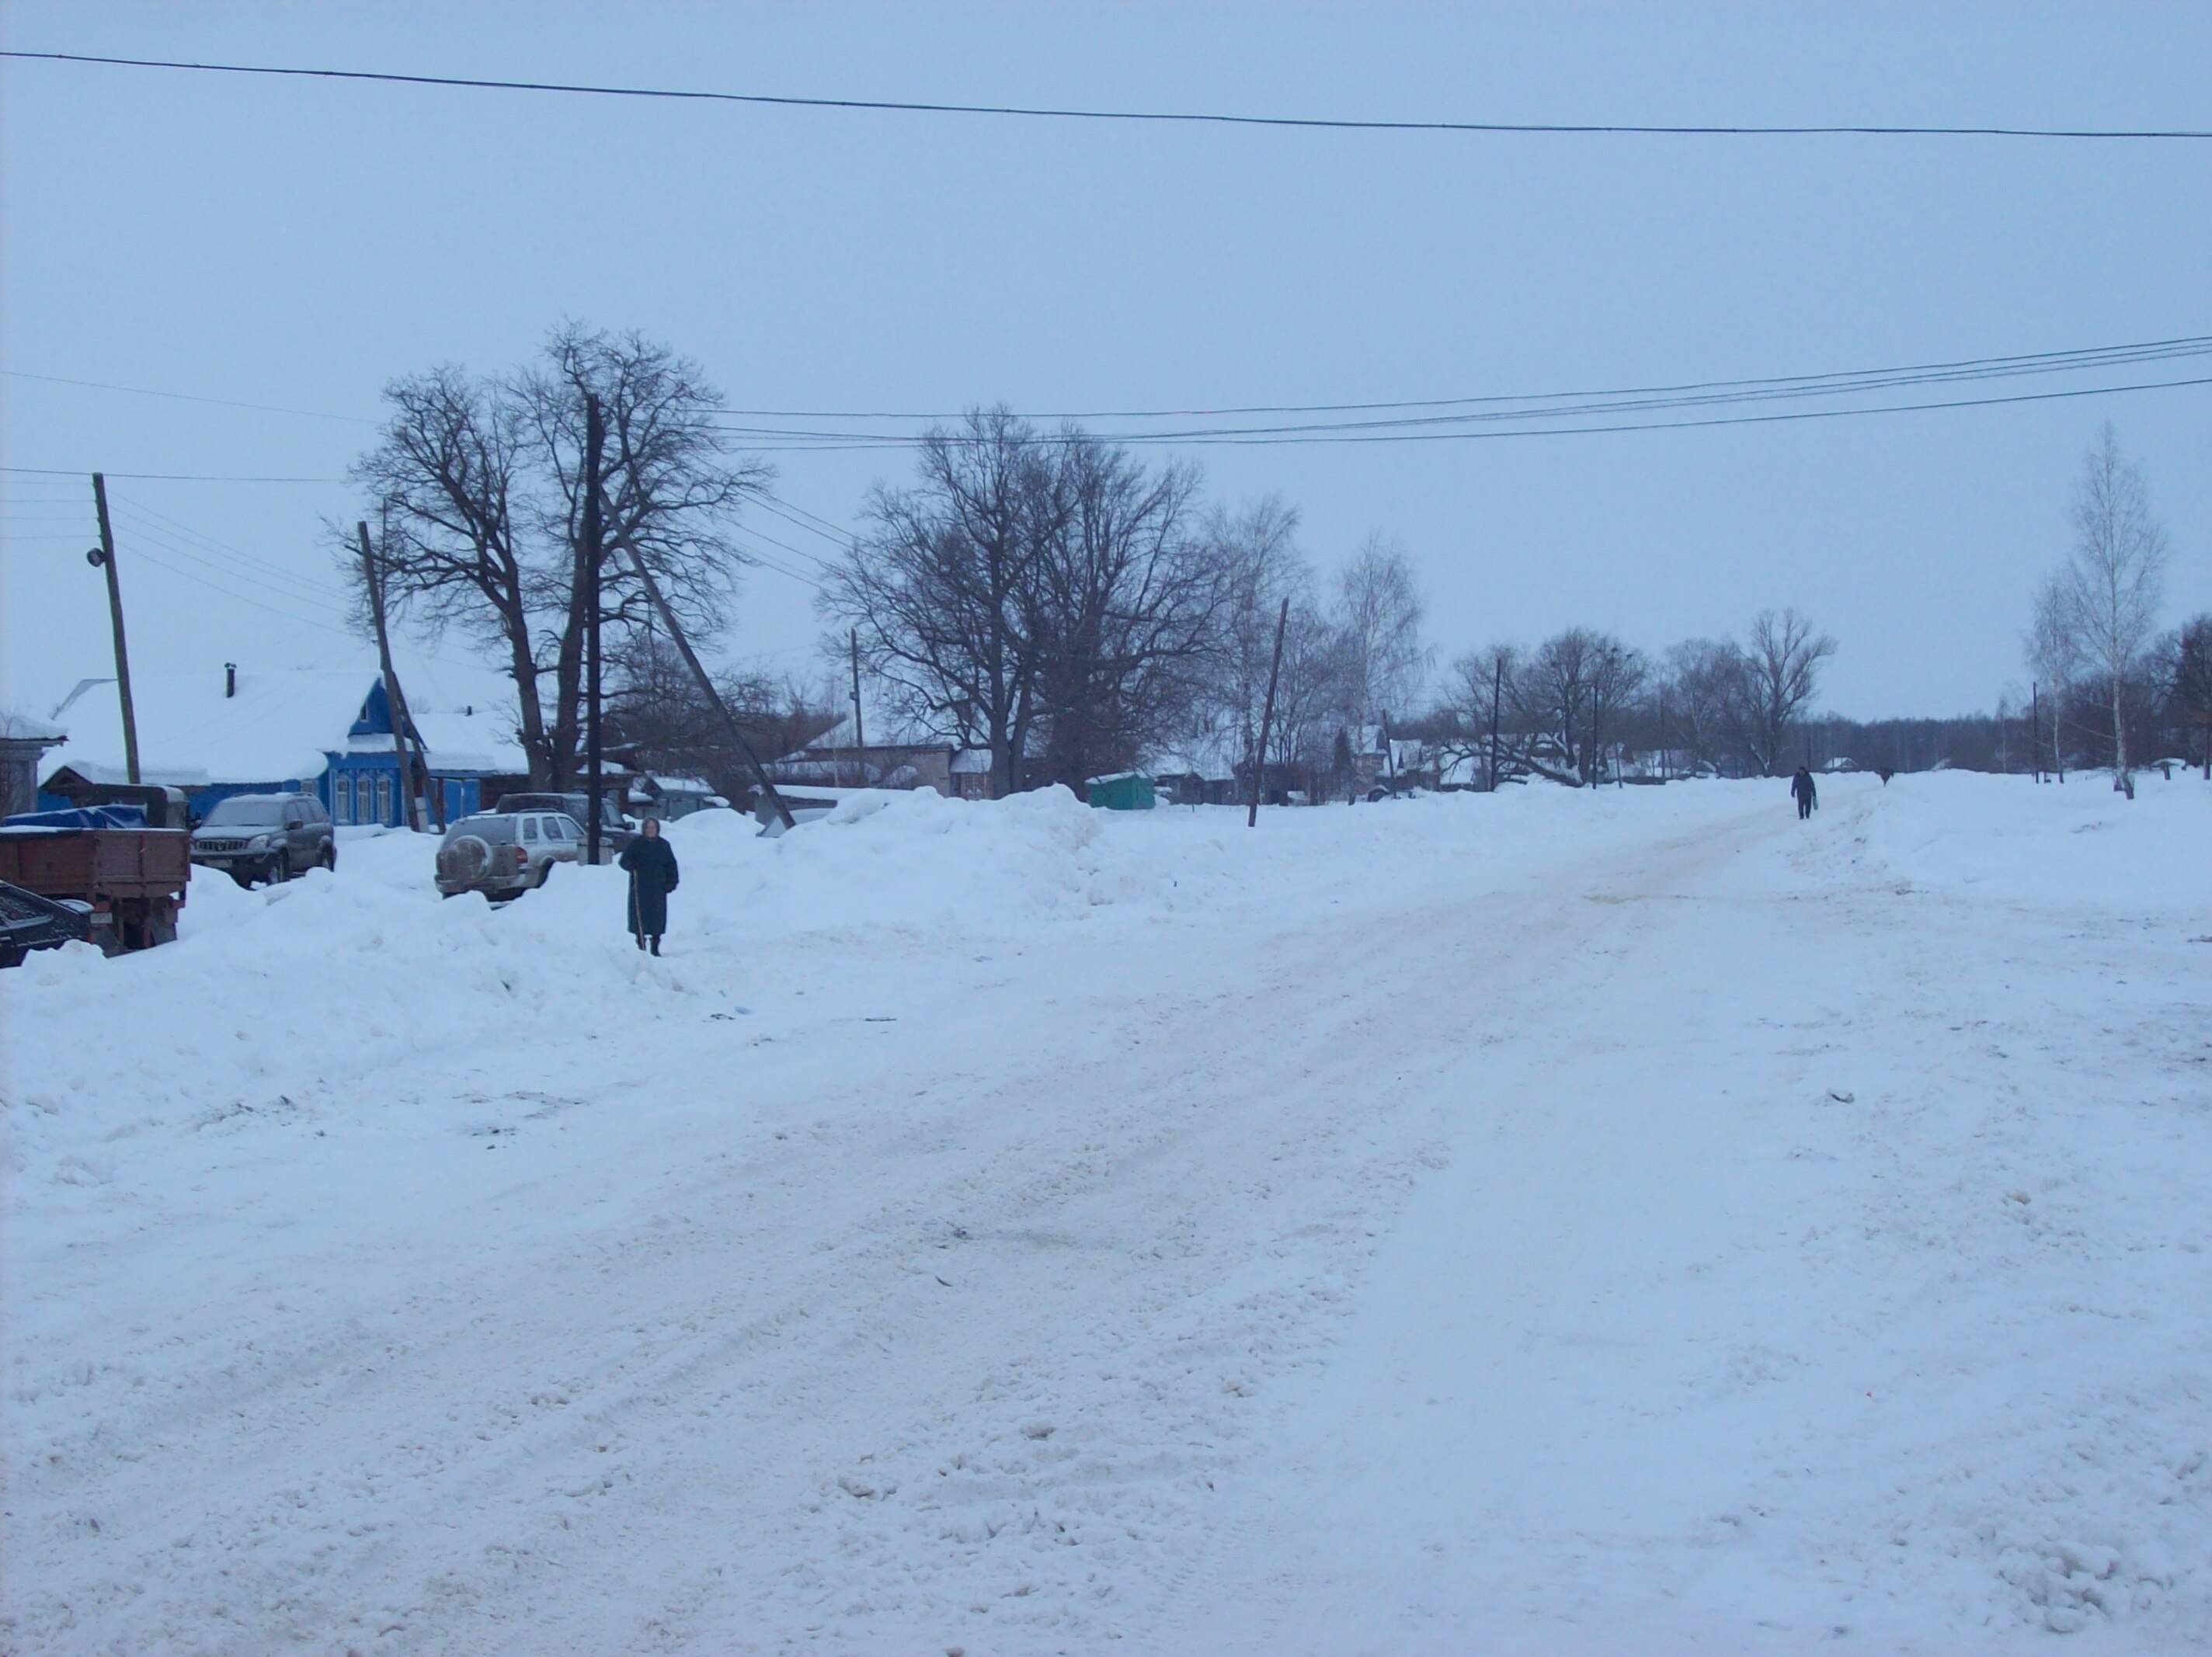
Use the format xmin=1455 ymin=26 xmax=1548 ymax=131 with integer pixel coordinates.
xmin=6 ymin=776 xmax=2207 ymax=1654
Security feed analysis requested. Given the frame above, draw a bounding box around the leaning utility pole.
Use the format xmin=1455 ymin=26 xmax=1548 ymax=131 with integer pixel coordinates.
xmin=357 ymin=522 xmax=428 ymax=831
xmin=1487 ymin=655 xmax=1503 ymax=792
xmin=1247 ymin=596 xmax=1289 ymax=828
xmin=88 ymin=474 xmax=141 ymax=785
xmin=621 ymin=544 xmax=796 ymax=830
xmin=849 ymin=627 xmax=866 ymax=787
xmin=582 ymin=394 xmax=607 ymax=865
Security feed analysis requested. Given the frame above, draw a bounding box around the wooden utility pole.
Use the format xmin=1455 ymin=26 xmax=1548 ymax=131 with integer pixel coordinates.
xmin=88 ymin=474 xmax=141 ymax=785
xmin=1487 ymin=655 xmax=1503 ymax=792
xmin=357 ymin=522 xmax=428 ymax=831
xmin=582 ymin=394 xmax=607 ymax=865
xmin=622 ymin=544 xmax=796 ymax=830
xmin=1247 ymin=596 xmax=1289 ymax=828
xmin=849 ymin=627 xmax=866 ymax=787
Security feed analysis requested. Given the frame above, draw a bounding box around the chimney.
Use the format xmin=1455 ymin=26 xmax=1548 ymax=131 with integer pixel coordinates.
xmin=224 ymin=662 xmax=238 ymax=698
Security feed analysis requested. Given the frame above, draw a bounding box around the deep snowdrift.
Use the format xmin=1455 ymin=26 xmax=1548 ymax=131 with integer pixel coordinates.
xmin=5 ymin=773 xmax=2207 ymax=1654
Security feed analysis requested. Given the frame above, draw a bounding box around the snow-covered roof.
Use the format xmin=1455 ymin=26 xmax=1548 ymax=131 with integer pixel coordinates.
xmin=0 ymin=706 xmax=67 ymax=745
xmin=42 ymin=656 xmax=527 ymax=787
xmin=802 ymin=714 xmax=956 ymax=754
xmin=1149 ymin=727 xmax=1243 ymax=781
xmin=949 ymin=748 xmax=993 ymax=774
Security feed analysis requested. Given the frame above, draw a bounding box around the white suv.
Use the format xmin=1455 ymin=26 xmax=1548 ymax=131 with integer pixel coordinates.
xmin=434 ymin=811 xmax=586 ymax=901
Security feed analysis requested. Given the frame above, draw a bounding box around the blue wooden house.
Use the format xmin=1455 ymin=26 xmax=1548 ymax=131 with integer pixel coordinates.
xmin=38 ymin=663 xmax=527 ymax=826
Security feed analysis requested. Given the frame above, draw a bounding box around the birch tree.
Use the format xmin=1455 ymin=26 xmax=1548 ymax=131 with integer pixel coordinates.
xmin=2048 ymin=425 xmax=2169 ymax=794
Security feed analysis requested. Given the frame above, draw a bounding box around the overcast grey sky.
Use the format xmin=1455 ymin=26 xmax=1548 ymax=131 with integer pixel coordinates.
xmin=4 ymin=2 xmax=2206 ymax=720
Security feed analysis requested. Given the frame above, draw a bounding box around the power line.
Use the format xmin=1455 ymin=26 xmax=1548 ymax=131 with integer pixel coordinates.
xmin=1 ymin=465 xmax=343 ymax=483
xmin=6 ymin=49 xmax=2210 ymax=141
xmin=0 ymin=368 xmax=376 ymax=423
xmin=711 ymin=335 xmax=2212 ymax=422
xmin=708 ymin=371 xmax=2212 ymax=450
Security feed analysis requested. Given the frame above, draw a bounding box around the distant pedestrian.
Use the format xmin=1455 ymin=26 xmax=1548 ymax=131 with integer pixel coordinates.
xmin=618 ymin=818 xmax=680 ymax=955
xmin=1791 ymin=766 xmax=1819 ymax=820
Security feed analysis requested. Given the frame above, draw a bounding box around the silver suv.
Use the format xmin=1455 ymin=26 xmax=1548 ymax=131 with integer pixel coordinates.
xmin=190 ymin=792 xmax=336 ymax=887
xmin=435 ymin=811 xmax=586 ymax=901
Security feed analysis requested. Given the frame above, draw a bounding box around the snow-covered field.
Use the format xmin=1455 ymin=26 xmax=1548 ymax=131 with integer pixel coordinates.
xmin=5 ymin=773 xmax=2207 ymax=1655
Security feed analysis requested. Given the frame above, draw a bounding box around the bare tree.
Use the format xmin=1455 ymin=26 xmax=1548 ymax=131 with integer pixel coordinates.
xmin=1438 ymin=644 xmax=1521 ymax=788
xmin=1204 ymin=499 xmax=1319 ymax=779
xmin=1740 ymin=608 xmax=1836 ymax=776
xmin=350 ymin=366 xmax=553 ymax=783
xmin=607 ymin=632 xmax=830 ymax=795
xmin=1028 ymin=437 xmax=1228 ymax=788
xmin=2153 ymin=616 xmax=2212 ymax=777
xmin=823 ymin=409 xmax=1059 ymax=798
xmin=1334 ymin=535 xmax=1428 ymax=730
xmin=2043 ymin=425 xmax=2169 ymax=794
xmin=350 ymin=328 xmax=770 ymax=789
xmin=1586 ymin=641 xmax=1650 ymax=783
xmin=525 ymin=326 xmax=769 ymax=788
xmin=1519 ymin=629 xmax=1609 ymax=784
xmin=1661 ymin=637 xmax=1748 ymax=777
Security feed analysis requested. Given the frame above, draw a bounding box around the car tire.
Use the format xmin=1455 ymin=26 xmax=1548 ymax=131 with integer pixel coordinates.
xmin=271 ymin=851 xmax=291 ymax=885
xmin=535 ymin=863 xmax=554 ymax=890
xmin=229 ymin=869 xmax=253 ymax=889
xmin=319 ymin=843 xmax=337 ymax=872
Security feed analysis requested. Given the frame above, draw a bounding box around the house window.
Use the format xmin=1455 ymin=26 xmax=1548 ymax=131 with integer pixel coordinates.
xmin=375 ymin=773 xmax=394 ymax=825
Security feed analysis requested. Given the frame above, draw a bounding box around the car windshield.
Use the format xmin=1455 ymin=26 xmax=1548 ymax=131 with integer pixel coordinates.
xmin=203 ymin=797 xmax=288 ymax=827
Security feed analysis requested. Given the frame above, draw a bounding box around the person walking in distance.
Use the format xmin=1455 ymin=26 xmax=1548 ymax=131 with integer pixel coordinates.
xmin=1790 ymin=765 xmax=1819 ymax=821
xmin=618 ymin=817 xmax=680 ymax=954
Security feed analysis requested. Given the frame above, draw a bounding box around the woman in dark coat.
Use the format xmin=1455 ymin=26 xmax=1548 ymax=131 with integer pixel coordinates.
xmin=618 ymin=818 xmax=680 ymax=954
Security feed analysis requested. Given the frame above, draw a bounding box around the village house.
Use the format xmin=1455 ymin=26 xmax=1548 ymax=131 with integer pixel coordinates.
xmin=767 ymin=714 xmax=1007 ymax=800
xmin=35 ymin=659 xmax=530 ymax=827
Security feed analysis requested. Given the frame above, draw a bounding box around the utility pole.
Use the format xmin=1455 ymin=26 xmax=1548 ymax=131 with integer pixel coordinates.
xmin=622 ymin=542 xmax=796 ymax=830
xmin=356 ymin=517 xmax=433 ymax=827
xmin=1487 ymin=655 xmax=1503 ymax=792
xmin=87 ymin=474 xmax=141 ymax=785
xmin=849 ymin=627 xmax=866 ymax=787
xmin=583 ymin=394 xmax=607 ymax=866
xmin=1247 ymin=596 xmax=1289 ymax=828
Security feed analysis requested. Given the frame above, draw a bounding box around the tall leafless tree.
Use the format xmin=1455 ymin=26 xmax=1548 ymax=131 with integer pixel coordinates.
xmin=1334 ymin=535 xmax=1428 ymax=731
xmin=349 ymin=328 xmax=768 ymax=789
xmin=1028 ymin=438 xmax=1226 ymax=788
xmin=1661 ymin=637 xmax=1748 ymax=777
xmin=348 ymin=366 xmax=552 ymax=781
xmin=1740 ymin=607 xmax=1837 ymax=776
xmin=823 ymin=410 xmax=1060 ymax=798
xmin=525 ymin=326 xmax=769 ymax=788
xmin=2043 ymin=424 xmax=2169 ymax=792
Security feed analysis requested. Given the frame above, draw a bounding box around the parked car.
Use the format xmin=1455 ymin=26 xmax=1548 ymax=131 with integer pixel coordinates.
xmin=0 ymin=878 xmax=93 ymax=967
xmin=494 ymin=791 xmax=634 ymax=854
xmin=190 ymin=792 xmax=335 ymax=887
xmin=436 ymin=810 xmax=587 ymax=901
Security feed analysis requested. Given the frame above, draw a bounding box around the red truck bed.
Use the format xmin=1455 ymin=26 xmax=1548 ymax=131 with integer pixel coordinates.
xmin=0 ymin=828 xmax=191 ymax=950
